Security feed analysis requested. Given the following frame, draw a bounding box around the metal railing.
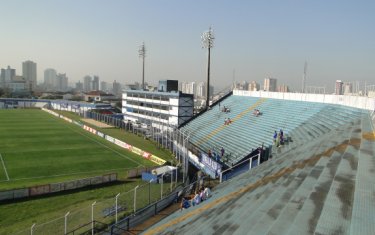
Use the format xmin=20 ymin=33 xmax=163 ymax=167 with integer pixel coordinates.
xmin=220 ymin=153 xmax=260 ymax=183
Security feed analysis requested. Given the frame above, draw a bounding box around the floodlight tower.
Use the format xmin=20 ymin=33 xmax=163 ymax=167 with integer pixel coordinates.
xmin=302 ymin=61 xmax=308 ymax=93
xmin=201 ymin=27 xmax=215 ymax=109
xmin=139 ymin=42 xmax=146 ymax=90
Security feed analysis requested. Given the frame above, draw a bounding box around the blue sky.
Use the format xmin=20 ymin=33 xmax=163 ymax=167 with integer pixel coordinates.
xmin=0 ymin=0 xmax=374 ymax=91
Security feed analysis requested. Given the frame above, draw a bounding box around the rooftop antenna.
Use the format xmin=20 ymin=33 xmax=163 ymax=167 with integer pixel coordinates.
xmin=302 ymin=61 xmax=308 ymax=93
xmin=201 ymin=26 xmax=215 ymax=109
xmin=138 ymin=42 xmax=146 ymax=90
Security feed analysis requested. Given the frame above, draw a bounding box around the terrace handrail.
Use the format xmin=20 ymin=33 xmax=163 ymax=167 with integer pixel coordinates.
xmin=219 ymin=153 xmax=260 ymax=183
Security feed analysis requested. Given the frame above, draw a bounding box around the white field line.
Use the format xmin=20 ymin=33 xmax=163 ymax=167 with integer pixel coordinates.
xmin=0 ymin=153 xmax=10 ymax=181
xmin=66 ymin=125 xmax=144 ymax=167
xmin=0 ymin=166 xmax=135 ymax=182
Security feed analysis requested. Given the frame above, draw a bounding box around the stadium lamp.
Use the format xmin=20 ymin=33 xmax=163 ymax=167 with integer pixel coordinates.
xmin=201 ymin=26 xmax=215 ymax=109
xmin=139 ymin=42 xmax=146 ymax=90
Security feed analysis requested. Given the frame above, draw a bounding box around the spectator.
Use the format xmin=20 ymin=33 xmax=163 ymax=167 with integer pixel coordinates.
xmin=180 ymin=198 xmax=191 ymax=211
xmin=227 ymin=118 xmax=232 ymax=124
xmin=192 ymin=191 xmax=201 ymax=206
xmin=200 ymin=189 xmax=206 ymax=201
xmin=221 ymin=147 xmax=225 ymax=157
xmin=208 ymin=149 xmax=212 ymax=158
xmin=280 ymin=129 xmax=284 ymax=144
xmin=273 ymin=131 xmax=277 ymax=143
xmin=204 ymin=187 xmax=211 ymax=199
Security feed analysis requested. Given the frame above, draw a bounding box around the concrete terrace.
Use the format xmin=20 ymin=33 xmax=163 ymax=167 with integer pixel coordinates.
xmin=144 ymin=109 xmax=375 ymax=235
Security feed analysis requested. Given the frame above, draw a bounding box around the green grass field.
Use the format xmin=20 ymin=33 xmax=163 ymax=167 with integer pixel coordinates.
xmin=0 ymin=109 xmax=180 ymax=234
xmin=0 ymin=109 xmax=156 ymax=190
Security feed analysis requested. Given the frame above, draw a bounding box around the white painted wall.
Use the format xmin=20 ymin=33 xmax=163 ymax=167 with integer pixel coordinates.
xmin=234 ymin=90 xmax=375 ymax=111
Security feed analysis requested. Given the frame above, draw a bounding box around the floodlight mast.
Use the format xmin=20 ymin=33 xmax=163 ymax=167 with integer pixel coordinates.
xmin=139 ymin=42 xmax=146 ymax=90
xmin=202 ymin=27 xmax=215 ymax=109
xmin=302 ymin=61 xmax=307 ymax=93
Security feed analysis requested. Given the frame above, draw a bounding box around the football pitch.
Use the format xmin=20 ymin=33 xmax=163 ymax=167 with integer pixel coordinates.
xmin=0 ymin=109 xmax=153 ymax=190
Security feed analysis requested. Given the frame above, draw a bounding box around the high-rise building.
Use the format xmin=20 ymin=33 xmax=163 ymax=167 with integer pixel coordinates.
xmin=343 ymin=82 xmax=352 ymax=95
xmin=100 ymin=81 xmax=108 ymax=92
xmin=263 ymin=78 xmax=277 ymax=92
xmin=83 ymin=75 xmax=92 ymax=92
xmin=1 ymin=66 xmax=16 ymax=88
xmin=112 ymin=80 xmax=122 ymax=97
xmin=44 ymin=68 xmax=57 ymax=90
xmin=234 ymin=81 xmax=249 ymax=90
xmin=76 ymin=81 xmax=83 ymax=91
xmin=196 ymin=82 xmax=206 ymax=98
xmin=277 ymin=84 xmax=289 ymax=93
xmin=180 ymin=82 xmax=196 ymax=96
xmin=335 ymin=80 xmax=344 ymax=95
xmin=22 ymin=60 xmax=37 ymax=91
xmin=56 ymin=73 xmax=68 ymax=91
xmin=92 ymin=75 xmax=99 ymax=91
xmin=248 ymin=81 xmax=260 ymax=91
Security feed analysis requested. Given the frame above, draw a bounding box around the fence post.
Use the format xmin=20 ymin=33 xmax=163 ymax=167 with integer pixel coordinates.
xmin=134 ymin=185 xmax=139 ymax=213
xmin=91 ymin=201 xmax=96 ymax=235
xmin=249 ymin=157 xmax=252 ymax=170
xmin=30 ymin=223 xmax=36 ymax=235
xmin=115 ymin=193 xmax=120 ymax=224
xmin=220 ymin=172 xmax=223 ymax=183
xmin=64 ymin=211 xmax=70 ymax=235
xmin=161 ymin=173 xmax=165 ymax=199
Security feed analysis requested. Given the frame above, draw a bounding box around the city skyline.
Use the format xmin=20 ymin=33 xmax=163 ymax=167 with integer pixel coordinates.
xmin=1 ymin=0 xmax=374 ymax=92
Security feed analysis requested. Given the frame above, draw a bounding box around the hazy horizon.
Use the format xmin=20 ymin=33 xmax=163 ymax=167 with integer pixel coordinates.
xmin=1 ymin=0 xmax=374 ymax=92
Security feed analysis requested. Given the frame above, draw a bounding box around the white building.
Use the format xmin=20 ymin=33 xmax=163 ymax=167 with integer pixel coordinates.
xmin=122 ymin=89 xmax=194 ymax=129
xmin=180 ymin=82 xmax=196 ymax=96
xmin=1 ymin=66 xmax=16 ymax=88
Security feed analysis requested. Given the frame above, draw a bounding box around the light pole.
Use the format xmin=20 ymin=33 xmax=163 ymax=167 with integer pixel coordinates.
xmin=115 ymin=193 xmax=120 ymax=224
xmin=201 ymin=27 xmax=215 ymax=109
xmin=160 ymin=173 xmax=166 ymax=199
xmin=64 ymin=211 xmax=70 ymax=235
xmin=133 ymin=185 xmax=139 ymax=213
xmin=91 ymin=201 xmax=96 ymax=235
xmin=139 ymin=42 xmax=146 ymax=90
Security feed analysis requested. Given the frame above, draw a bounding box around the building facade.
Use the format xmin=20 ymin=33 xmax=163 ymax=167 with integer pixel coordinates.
xmin=44 ymin=68 xmax=57 ymax=90
xmin=92 ymin=75 xmax=99 ymax=91
xmin=263 ymin=78 xmax=277 ymax=92
xmin=248 ymin=81 xmax=260 ymax=91
xmin=22 ymin=60 xmax=37 ymax=90
xmin=1 ymin=66 xmax=16 ymax=88
xmin=56 ymin=73 xmax=68 ymax=91
xmin=122 ymin=89 xmax=193 ymax=128
xmin=277 ymin=84 xmax=289 ymax=93
xmin=83 ymin=75 xmax=92 ymax=92
xmin=335 ymin=80 xmax=344 ymax=95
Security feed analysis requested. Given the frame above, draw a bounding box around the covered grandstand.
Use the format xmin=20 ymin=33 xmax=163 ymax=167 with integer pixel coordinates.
xmin=143 ymin=92 xmax=375 ymax=235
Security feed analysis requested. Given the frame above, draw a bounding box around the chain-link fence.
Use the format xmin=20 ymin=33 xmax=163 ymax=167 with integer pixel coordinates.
xmin=11 ymin=176 xmax=182 ymax=235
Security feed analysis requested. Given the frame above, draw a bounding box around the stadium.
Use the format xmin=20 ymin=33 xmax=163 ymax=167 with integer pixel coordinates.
xmin=0 ymin=89 xmax=374 ymax=235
